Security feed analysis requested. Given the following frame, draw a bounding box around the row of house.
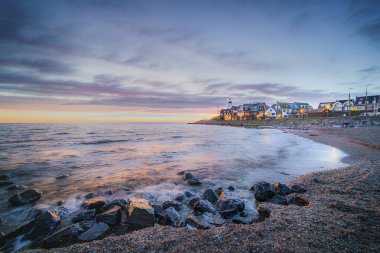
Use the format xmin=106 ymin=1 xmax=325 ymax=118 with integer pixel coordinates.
xmin=220 ymin=95 xmax=380 ymax=120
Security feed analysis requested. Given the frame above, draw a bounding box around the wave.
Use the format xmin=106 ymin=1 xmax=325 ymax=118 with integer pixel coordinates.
xmin=80 ymin=139 xmax=130 ymax=145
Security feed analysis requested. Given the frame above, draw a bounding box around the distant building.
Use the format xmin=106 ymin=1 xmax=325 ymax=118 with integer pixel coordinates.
xmin=355 ymin=95 xmax=380 ymax=112
xmin=242 ymin=103 xmax=266 ymax=120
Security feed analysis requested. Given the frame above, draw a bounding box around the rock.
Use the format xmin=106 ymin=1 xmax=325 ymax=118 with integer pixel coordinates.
xmin=217 ymin=195 xmax=245 ymax=218
xmin=186 ymin=214 xmax=212 ymax=229
xmin=200 ymin=212 xmax=226 ymax=226
xmin=72 ymin=209 xmax=96 ymax=223
xmin=184 ymin=172 xmax=202 ymax=186
xmin=110 ymin=199 xmax=127 ymax=207
xmin=184 ymin=172 xmax=197 ymax=180
xmin=74 ymin=220 xmax=96 ymax=233
xmin=290 ymin=184 xmax=307 ymax=193
xmin=162 ymin=200 xmax=183 ymax=211
xmin=42 ymin=225 xmax=79 ymax=248
xmin=152 ymin=204 xmax=163 ymax=218
xmin=56 ymin=174 xmax=68 ymax=180
xmin=268 ymin=195 xmax=288 ymax=205
xmin=82 ymin=198 xmax=107 ymax=211
xmin=6 ymin=184 xmax=26 ymax=191
xmin=227 ymin=185 xmax=235 ymax=191
xmin=158 ymin=207 xmax=181 ymax=227
xmin=194 ymin=199 xmax=216 ymax=214
xmin=96 ymin=206 xmax=122 ymax=226
xmin=202 ymin=189 xmax=218 ymax=203
xmin=184 ymin=191 xmax=195 ymax=198
xmin=273 ymin=182 xmax=292 ymax=196
xmin=287 ymin=194 xmax=309 ymax=206
xmin=8 ymin=189 xmax=42 ymax=206
xmin=126 ymin=198 xmax=155 ymax=229
xmin=56 ymin=200 xmax=63 ymax=206
xmin=84 ymin=193 xmax=94 ymax=199
xmin=78 ymin=222 xmax=109 ymax=241
xmin=188 ymin=197 xmax=199 ymax=207
xmin=0 ymin=217 xmax=2 ymax=224
xmin=99 ymin=203 xmax=116 ymax=213
xmin=258 ymin=206 xmax=271 ymax=221
xmin=55 ymin=206 xmax=70 ymax=219
xmin=251 ymin=182 xmax=275 ymax=201
xmin=104 ymin=190 xmax=113 ymax=195
xmin=215 ymin=187 xmax=224 ymax=196
xmin=175 ymin=193 xmax=185 ymax=202
xmin=0 ymin=174 xmax=10 ymax=180
xmin=26 ymin=211 xmax=61 ymax=240
xmin=0 ymin=181 xmax=14 ymax=187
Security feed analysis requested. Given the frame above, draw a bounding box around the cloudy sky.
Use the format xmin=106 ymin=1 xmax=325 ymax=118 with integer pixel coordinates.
xmin=0 ymin=0 xmax=380 ymax=122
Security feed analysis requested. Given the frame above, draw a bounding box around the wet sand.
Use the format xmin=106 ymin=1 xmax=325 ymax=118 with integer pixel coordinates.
xmin=27 ymin=126 xmax=380 ymax=253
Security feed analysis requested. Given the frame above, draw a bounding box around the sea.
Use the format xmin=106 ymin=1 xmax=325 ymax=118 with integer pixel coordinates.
xmin=0 ymin=123 xmax=347 ymax=235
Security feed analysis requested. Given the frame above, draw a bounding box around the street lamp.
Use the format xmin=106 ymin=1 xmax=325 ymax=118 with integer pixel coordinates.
xmin=365 ymin=84 xmax=372 ymax=114
xmin=348 ymin=88 xmax=353 ymax=117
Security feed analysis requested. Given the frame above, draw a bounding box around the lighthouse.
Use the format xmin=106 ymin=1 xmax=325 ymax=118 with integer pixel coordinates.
xmin=227 ymin=98 xmax=233 ymax=109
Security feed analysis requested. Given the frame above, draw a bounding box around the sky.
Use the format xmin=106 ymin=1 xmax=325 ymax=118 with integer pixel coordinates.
xmin=0 ymin=0 xmax=380 ymax=123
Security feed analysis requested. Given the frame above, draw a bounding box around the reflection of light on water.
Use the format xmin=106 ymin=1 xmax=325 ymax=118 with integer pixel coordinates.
xmin=331 ymin=147 xmax=338 ymax=163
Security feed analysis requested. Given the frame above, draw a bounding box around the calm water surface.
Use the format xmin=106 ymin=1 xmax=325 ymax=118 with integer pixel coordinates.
xmin=0 ymin=123 xmax=347 ymax=233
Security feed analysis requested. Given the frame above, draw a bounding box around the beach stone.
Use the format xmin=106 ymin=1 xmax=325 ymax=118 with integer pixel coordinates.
xmin=55 ymin=206 xmax=70 ymax=220
xmin=82 ymin=197 xmax=107 ymax=211
xmin=99 ymin=203 xmax=117 ymax=213
xmin=74 ymin=220 xmax=97 ymax=233
xmin=227 ymin=185 xmax=235 ymax=191
xmin=78 ymin=222 xmax=109 ymax=242
xmin=26 ymin=211 xmax=61 ymax=240
xmin=290 ymin=184 xmax=307 ymax=193
xmin=188 ymin=197 xmax=199 ymax=207
xmin=194 ymin=199 xmax=216 ymax=214
xmin=0 ymin=181 xmax=14 ymax=187
xmin=7 ymin=184 xmax=26 ymax=191
xmin=273 ymin=182 xmax=292 ymax=196
xmin=162 ymin=200 xmax=183 ymax=211
xmin=158 ymin=207 xmax=181 ymax=227
xmin=96 ymin=206 xmax=122 ymax=226
xmin=72 ymin=209 xmax=96 ymax=222
xmin=8 ymin=189 xmax=42 ymax=206
xmin=202 ymin=189 xmax=218 ymax=203
xmin=110 ymin=199 xmax=127 ymax=208
xmin=268 ymin=195 xmax=288 ymax=205
xmin=184 ymin=172 xmax=197 ymax=181
xmin=217 ymin=195 xmax=245 ymax=218
xmin=258 ymin=206 xmax=271 ymax=221
xmin=0 ymin=174 xmax=10 ymax=180
xmin=42 ymin=224 xmax=79 ymax=248
xmin=251 ymin=182 xmax=276 ymax=201
xmin=200 ymin=212 xmax=226 ymax=226
xmin=126 ymin=198 xmax=155 ymax=229
xmin=56 ymin=174 xmax=68 ymax=180
xmin=175 ymin=193 xmax=185 ymax=202
xmin=186 ymin=214 xmax=212 ymax=229
xmin=184 ymin=191 xmax=195 ymax=198
xmin=184 ymin=172 xmax=202 ymax=186
xmin=84 ymin=193 xmax=94 ymax=199
xmin=152 ymin=204 xmax=163 ymax=218
xmin=287 ymin=194 xmax=309 ymax=206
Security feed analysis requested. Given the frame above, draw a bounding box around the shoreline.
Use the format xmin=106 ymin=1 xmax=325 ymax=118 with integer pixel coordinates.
xmin=26 ymin=125 xmax=380 ymax=252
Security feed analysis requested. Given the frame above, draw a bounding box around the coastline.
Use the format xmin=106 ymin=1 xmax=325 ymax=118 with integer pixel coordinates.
xmin=26 ymin=124 xmax=380 ymax=252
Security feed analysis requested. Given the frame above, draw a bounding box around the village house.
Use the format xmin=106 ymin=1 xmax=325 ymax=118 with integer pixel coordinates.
xmin=355 ymin=95 xmax=380 ymax=112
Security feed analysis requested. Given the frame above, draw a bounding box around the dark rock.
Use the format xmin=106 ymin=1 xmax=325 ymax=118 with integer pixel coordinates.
xmin=56 ymin=174 xmax=68 ymax=180
xmin=0 ymin=174 xmax=10 ymax=180
xmin=217 ymin=196 xmax=245 ymax=218
xmin=72 ymin=209 xmax=96 ymax=223
xmin=8 ymin=189 xmax=42 ymax=206
xmin=174 ymin=193 xmax=185 ymax=202
xmin=110 ymin=198 xmax=127 ymax=207
xmin=227 ymin=185 xmax=235 ymax=191
xmin=82 ymin=197 xmax=106 ymax=211
xmin=184 ymin=172 xmax=197 ymax=180
xmin=42 ymin=224 xmax=79 ymax=248
xmin=0 ymin=217 xmax=2 ymax=224
xmin=6 ymin=184 xmax=26 ymax=191
xmin=200 ymin=212 xmax=225 ymax=226
xmin=84 ymin=193 xmax=94 ymax=199
xmin=158 ymin=207 xmax=181 ymax=227
xmin=184 ymin=191 xmax=195 ymax=198
xmin=96 ymin=206 xmax=122 ymax=226
xmin=177 ymin=171 xmax=186 ymax=176
xmin=287 ymin=194 xmax=309 ymax=206
xmin=273 ymin=182 xmax=292 ymax=196
xmin=26 ymin=211 xmax=61 ymax=241
xmin=162 ymin=200 xmax=183 ymax=211
xmin=258 ymin=206 xmax=271 ymax=221
xmin=186 ymin=214 xmax=212 ymax=229
xmin=290 ymin=184 xmax=307 ymax=193
xmin=215 ymin=187 xmax=224 ymax=196
xmin=126 ymin=198 xmax=155 ymax=229
xmin=152 ymin=204 xmax=163 ymax=218
xmin=56 ymin=200 xmax=63 ymax=206
xmin=78 ymin=222 xmax=109 ymax=241
xmin=202 ymin=189 xmax=218 ymax=203
xmin=99 ymin=203 xmax=116 ymax=213
xmin=268 ymin=195 xmax=288 ymax=205
xmin=55 ymin=206 xmax=70 ymax=219
xmin=188 ymin=179 xmax=202 ymax=186
xmin=0 ymin=181 xmax=14 ymax=187
xmin=188 ymin=197 xmax=199 ymax=207
xmin=194 ymin=199 xmax=216 ymax=214
xmin=104 ymin=190 xmax=113 ymax=195
xmin=312 ymin=178 xmax=322 ymax=184
xmin=251 ymin=182 xmax=275 ymax=201
xmin=74 ymin=220 xmax=96 ymax=233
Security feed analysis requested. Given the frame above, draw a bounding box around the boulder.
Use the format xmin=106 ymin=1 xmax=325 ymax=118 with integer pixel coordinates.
xmin=84 ymin=193 xmax=94 ymax=199
xmin=152 ymin=204 xmax=163 ymax=218
xmin=184 ymin=173 xmax=202 ymax=186
xmin=158 ymin=207 xmax=181 ymax=227
xmin=186 ymin=214 xmax=212 ymax=229
xmin=26 ymin=211 xmax=61 ymax=241
xmin=268 ymin=195 xmax=288 ymax=205
xmin=174 ymin=193 xmax=185 ymax=202
xmin=82 ymin=198 xmax=107 ymax=211
xmin=200 ymin=212 xmax=226 ymax=227
xmin=217 ymin=196 xmax=245 ymax=218
xmin=0 ymin=174 xmax=10 ymax=180
xmin=273 ymin=182 xmax=292 ymax=196
xmin=96 ymin=206 xmax=122 ymax=226
xmin=7 ymin=185 xmax=26 ymax=191
xmin=78 ymin=222 xmax=109 ymax=242
xmin=184 ymin=191 xmax=195 ymax=198
xmin=227 ymin=185 xmax=235 ymax=191
xmin=188 ymin=197 xmax=199 ymax=207
xmin=202 ymin=189 xmax=218 ymax=203
xmin=71 ymin=209 xmax=96 ymax=223
xmin=184 ymin=172 xmax=197 ymax=181
xmin=99 ymin=203 xmax=117 ymax=213
xmin=42 ymin=225 xmax=79 ymax=248
xmin=290 ymin=184 xmax=307 ymax=193
xmin=0 ymin=181 xmax=14 ymax=187
xmin=8 ymin=189 xmax=42 ymax=206
xmin=194 ymin=199 xmax=216 ymax=214
xmin=162 ymin=200 xmax=183 ymax=211
xmin=287 ymin=194 xmax=309 ymax=206
xmin=73 ymin=220 xmax=96 ymax=233
xmin=110 ymin=199 xmax=127 ymax=207
xmin=126 ymin=198 xmax=155 ymax=229
xmin=251 ymin=182 xmax=275 ymax=201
